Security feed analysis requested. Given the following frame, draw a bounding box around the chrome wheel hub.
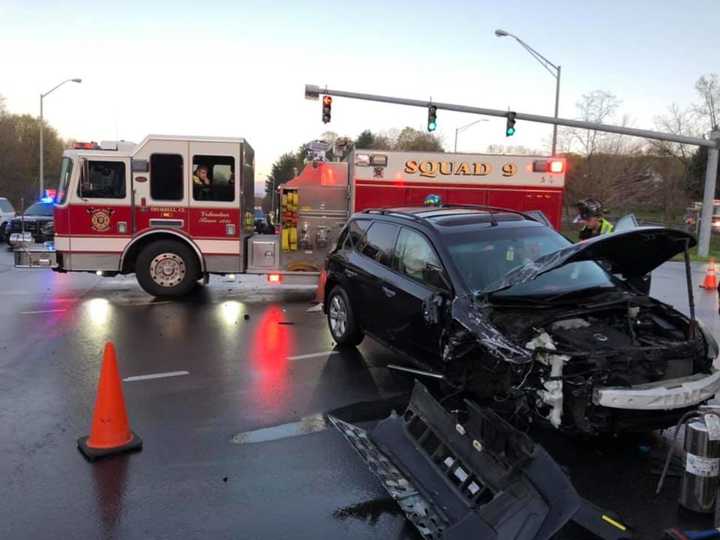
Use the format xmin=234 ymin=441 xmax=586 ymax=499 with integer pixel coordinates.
xmin=149 ymin=253 xmax=186 ymax=288
xmin=329 ymin=295 xmax=348 ymax=338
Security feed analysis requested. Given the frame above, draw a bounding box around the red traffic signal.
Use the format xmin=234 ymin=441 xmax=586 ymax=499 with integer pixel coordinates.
xmin=322 ymin=96 xmax=332 ymax=124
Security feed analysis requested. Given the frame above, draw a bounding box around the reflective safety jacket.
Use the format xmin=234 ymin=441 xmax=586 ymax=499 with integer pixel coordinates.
xmin=579 ymin=218 xmax=614 ymax=240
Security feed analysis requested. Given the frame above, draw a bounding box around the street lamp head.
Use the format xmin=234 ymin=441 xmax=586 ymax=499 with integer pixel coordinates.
xmin=71 ymin=78 xmax=82 ymax=83
xmin=494 ymin=29 xmax=510 ymax=37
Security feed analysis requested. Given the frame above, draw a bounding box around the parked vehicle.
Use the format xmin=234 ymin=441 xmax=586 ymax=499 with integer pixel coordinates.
xmin=323 ymin=206 xmax=720 ymax=434
xmin=6 ymin=201 xmax=55 ymax=247
xmin=0 ymin=197 xmax=17 ymax=243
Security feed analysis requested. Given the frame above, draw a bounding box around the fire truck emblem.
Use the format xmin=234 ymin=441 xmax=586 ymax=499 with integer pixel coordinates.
xmin=373 ymin=166 xmax=384 ymax=178
xmin=87 ymin=208 xmax=115 ymax=232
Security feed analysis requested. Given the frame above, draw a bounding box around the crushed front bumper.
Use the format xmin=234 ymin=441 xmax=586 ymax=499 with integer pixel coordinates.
xmin=329 ymin=382 xmax=581 ymax=540
xmin=593 ymin=369 xmax=720 ymax=410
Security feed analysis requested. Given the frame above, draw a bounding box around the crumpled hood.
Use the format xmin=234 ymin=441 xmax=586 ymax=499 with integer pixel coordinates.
xmin=482 ymin=227 xmax=695 ymax=295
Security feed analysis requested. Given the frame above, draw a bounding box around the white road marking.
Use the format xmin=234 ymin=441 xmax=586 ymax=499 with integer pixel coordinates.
xmin=230 ymin=414 xmax=327 ymax=444
xmin=305 ymin=303 xmax=323 ymax=312
xmin=20 ymin=309 xmax=67 ymax=314
xmin=123 ymin=370 xmax=190 ymax=382
xmin=287 ymin=351 xmax=336 ymax=361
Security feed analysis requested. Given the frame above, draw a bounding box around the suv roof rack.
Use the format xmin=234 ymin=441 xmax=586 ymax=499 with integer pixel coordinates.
xmin=361 ymin=205 xmax=537 ymax=224
xmin=361 ymin=208 xmax=424 ymax=222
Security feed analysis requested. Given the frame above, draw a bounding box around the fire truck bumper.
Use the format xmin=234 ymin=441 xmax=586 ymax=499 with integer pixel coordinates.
xmin=13 ymin=242 xmax=57 ymax=268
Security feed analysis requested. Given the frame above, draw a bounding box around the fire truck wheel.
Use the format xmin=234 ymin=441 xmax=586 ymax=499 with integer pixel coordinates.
xmin=136 ymin=240 xmax=201 ymax=297
xmin=327 ymin=286 xmax=364 ymax=347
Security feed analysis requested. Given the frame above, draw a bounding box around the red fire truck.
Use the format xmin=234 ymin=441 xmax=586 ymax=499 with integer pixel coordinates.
xmin=19 ymin=136 xmax=565 ymax=297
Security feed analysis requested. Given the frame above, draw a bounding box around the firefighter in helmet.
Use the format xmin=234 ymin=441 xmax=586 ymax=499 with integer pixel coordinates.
xmin=574 ymin=199 xmax=613 ymax=241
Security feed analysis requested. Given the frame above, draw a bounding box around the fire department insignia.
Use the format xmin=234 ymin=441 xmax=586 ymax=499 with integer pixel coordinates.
xmin=87 ymin=208 xmax=115 ymax=232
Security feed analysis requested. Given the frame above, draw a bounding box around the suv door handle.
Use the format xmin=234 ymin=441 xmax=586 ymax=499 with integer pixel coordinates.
xmin=382 ymin=286 xmax=396 ymax=298
xmin=344 ymin=268 xmax=358 ymax=278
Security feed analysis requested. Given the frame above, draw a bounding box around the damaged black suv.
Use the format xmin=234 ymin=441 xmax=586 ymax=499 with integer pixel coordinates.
xmin=324 ymin=206 xmax=720 ymax=434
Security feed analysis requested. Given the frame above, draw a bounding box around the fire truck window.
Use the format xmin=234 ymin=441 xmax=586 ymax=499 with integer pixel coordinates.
xmin=360 ymin=222 xmax=398 ymax=266
xmin=78 ymin=161 xmax=126 ymax=199
xmin=395 ymin=228 xmax=445 ymax=288
xmin=150 ymin=154 xmax=184 ymax=201
xmin=192 ymin=156 xmax=235 ymax=202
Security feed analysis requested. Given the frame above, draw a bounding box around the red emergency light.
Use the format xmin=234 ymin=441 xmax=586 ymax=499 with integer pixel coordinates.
xmin=73 ymin=142 xmax=99 ymax=150
xmin=532 ymin=159 xmax=565 ymax=174
xmin=267 ymin=273 xmax=282 ymax=284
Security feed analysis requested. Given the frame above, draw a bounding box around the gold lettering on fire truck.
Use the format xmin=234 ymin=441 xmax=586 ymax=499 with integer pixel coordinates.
xmin=199 ymin=210 xmax=232 ymax=225
xmin=86 ymin=207 xmax=115 ymax=232
xmin=501 ymin=163 xmax=517 ymax=177
xmin=404 ymin=160 xmax=495 ymax=178
xmin=404 ymin=160 xmax=419 ymax=174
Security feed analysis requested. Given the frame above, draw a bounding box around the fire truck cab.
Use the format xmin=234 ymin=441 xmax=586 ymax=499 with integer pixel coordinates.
xmin=52 ymin=135 xmax=256 ymax=296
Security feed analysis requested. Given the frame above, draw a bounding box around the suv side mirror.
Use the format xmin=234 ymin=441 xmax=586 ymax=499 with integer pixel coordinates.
xmin=425 ymin=263 xmax=451 ymax=292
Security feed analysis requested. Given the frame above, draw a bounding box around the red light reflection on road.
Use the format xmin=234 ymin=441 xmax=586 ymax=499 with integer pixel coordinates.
xmin=249 ymin=306 xmax=294 ymax=412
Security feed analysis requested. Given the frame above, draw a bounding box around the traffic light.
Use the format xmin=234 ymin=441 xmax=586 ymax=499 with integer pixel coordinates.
xmin=322 ymin=96 xmax=332 ymax=124
xmin=506 ymin=112 xmax=516 ymax=136
xmin=427 ymin=105 xmax=438 ymax=132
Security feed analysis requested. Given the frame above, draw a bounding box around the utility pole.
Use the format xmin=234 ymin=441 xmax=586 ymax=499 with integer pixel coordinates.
xmin=39 ymin=78 xmax=81 ymax=198
xmin=454 ymin=119 xmax=488 ymax=152
xmin=304 ymin=84 xmax=720 ymax=255
xmin=698 ymin=129 xmax=720 ymax=257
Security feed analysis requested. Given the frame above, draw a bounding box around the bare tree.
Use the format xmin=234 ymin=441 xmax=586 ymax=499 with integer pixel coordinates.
xmin=695 ymin=74 xmax=720 ymax=130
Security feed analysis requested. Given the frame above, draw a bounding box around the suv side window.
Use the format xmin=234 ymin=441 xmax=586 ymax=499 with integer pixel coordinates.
xmin=344 ymin=219 xmax=370 ymax=250
xmin=395 ymin=227 xmax=446 ymax=289
xmin=360 ymin=222 xmax=398 ymax=266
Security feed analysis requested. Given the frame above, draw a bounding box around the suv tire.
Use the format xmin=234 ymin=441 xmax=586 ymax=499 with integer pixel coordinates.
xmin=136 ymin=240 xmax=201 ymax=297
xmin=327 ymin=285 xmax=364 ymax=347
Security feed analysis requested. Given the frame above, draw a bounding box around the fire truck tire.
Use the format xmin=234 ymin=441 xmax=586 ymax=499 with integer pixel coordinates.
xmin=327 ymin=286 xmax=364 ymax=347
xmin=136 ymin=240 xmax=201 ymax=297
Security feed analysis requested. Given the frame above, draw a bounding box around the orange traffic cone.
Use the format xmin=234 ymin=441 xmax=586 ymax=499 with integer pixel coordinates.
xmin=700 ymin=258 xmax=718 ymax=289
xmin=315 ymin=269 xmax=328 ymax=305
xmin=78 ymin=342 xmax=142 ymax=461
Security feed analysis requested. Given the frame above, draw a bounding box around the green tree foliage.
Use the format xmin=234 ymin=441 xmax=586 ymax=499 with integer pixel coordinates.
xmin=353 ymin=128 xmax=443 ymax=152
xmin=0 ymin=104 xmax=65 ymax=208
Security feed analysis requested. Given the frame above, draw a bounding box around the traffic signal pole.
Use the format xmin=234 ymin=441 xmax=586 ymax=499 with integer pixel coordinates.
xmin=305 ymin=84 xmax=720 ymax=256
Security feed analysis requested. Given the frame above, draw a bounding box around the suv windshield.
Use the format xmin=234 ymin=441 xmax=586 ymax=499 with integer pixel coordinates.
xmin=446 ymin=224 xmax=616 ymax=297
xmin=24 ymin=202 xmax=54 ymax=217
xmin=0 ymin=199 xmax=14 ymax=212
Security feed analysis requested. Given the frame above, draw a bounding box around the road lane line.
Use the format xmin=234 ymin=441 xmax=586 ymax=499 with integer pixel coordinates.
xmin=20 ymin=309 xmax=67 ymax=314
xmin=287 ymin=351 xmax=336 ymax=361
xmin=230 ymin=414 xmax=327 ymax=444
xmin=123 ymin=370 xmax=190 ymax=382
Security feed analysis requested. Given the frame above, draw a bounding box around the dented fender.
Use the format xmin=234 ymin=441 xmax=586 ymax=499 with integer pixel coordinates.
xmin=449 ymin=295 xmax=532 ymax=364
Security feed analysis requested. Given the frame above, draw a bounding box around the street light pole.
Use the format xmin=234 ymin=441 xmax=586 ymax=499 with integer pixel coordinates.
xmin=454 ymin=119 xmax=489 ymax=152
xmin=39 ymin=78 xmax=81 ymax=197
xmin=495 ymin=29 xmax=560 ymax=156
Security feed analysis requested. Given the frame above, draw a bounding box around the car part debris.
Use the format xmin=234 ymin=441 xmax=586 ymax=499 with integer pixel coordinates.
xmin=572 ymin=498 xmax=632 ymax=540
xmin=387 ymin=364 xmax=445 ymax=380
xmin=328 ymin=381 xmax=580 ymax=540
xmin=663 ymin=528 xmax=720 ymax=540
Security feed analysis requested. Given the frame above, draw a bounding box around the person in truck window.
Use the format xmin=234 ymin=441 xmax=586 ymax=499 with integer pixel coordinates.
xmin=193 ymin=165 xmax=211 ymax=200
xmin=574 ymin=199 xmax=614 ymax=240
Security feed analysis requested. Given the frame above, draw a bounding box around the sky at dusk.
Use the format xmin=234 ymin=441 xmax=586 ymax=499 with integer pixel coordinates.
xmin=1 ymin=0 xmax=717 ymax=193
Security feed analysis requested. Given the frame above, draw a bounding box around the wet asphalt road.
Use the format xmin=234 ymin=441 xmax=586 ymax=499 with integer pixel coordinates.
xmin=1 ymin=249 xmax=719 ymax=539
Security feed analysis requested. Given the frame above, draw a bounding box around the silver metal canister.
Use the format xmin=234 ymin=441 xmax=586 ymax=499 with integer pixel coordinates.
xmin=680 ymin=418 xmax=720 ymax=513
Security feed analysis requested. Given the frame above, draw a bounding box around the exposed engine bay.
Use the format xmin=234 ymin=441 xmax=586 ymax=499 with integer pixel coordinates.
xmin=444 ymin=296 xmax=713 ymax=434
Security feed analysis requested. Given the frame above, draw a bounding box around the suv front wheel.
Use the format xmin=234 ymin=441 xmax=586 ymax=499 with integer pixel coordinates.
xmin=327 ymin=286 xmax=364 ymax=347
